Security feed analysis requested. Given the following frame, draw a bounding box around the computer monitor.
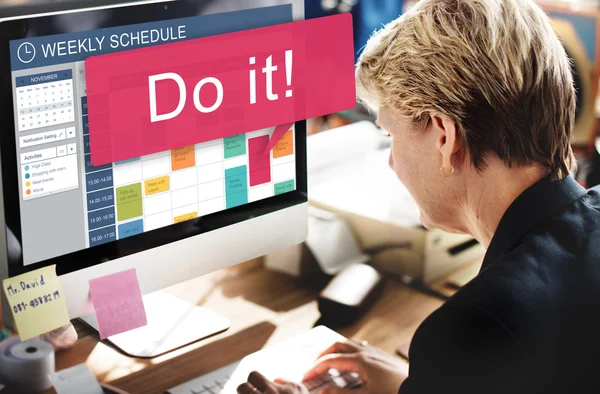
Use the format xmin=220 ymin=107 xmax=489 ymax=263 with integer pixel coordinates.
xmin=0 ymin=0 xmax=308 ymax=356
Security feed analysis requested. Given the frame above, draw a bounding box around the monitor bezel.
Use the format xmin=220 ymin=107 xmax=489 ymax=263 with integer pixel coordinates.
xmin=0 ymin=0 xmax=307 ymax=278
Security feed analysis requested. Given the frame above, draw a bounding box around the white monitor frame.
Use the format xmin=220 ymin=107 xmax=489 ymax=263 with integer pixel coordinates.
xmin=0 ymin=0 xmax=307 ymax=331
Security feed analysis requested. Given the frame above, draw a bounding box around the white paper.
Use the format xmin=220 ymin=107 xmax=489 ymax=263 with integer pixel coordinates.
xmin=48 ymin=364 xmax=103 ymax=394
xmin=306 ymin=206 xmax=369 ymax=275
xmin=309 ymin=138 xmax=422 ymax=228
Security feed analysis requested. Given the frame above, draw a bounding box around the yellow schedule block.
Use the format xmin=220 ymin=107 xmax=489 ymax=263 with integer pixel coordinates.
xmin=2 ymin=265 xmax=70 ymax=341
xmin=174 ymin=212 xmax=197 ymax=224
xmin=145 ymin=176 xmax=170 ymax=195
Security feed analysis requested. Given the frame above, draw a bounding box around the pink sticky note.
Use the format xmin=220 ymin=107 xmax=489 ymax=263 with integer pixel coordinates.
xmin=89 ymin=268 xmax=147 ymax=339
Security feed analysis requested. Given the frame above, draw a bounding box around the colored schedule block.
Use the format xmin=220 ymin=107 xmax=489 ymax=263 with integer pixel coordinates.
xmin=274 ymin=179 xmax=295 ymax=195
xmin=224 ymin=134 xmax=246 ymax=158
xmin=248 ymin=135 xmax=271 ymax=186
xmin=225 ymin=165 xmax=248 ymax=208
xmin=273 ymin=129 xmax=294 ymax=158
xmin=88 ymin=206 xmax=116 ymax=230
xmin=89 ymin=225 xmax=117 ymax=247
xmin=145 ymin=175 xmax=170 ymax=195
xmin=171 ymin=145 xmax=195 ymax=171
xmin=118 ymin=219 xmax=144 ymax=239
xmin=86 ymin=169 xmax=113 ymax=192
xmin=116 ymin=183 xmax=143 ymax=221
xmin=174 ymin=212 xmax=197 ymax=224
xmin=87 ymin=187 xmax=115 ymax=211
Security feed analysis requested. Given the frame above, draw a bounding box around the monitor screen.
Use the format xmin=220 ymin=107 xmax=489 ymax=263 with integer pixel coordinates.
xmin=0 ymin=0 xmax=307 ymax=277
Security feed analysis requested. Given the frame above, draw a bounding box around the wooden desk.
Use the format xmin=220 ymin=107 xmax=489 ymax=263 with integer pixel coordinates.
xmin=2 ymin=261 xmax=444 ymax=394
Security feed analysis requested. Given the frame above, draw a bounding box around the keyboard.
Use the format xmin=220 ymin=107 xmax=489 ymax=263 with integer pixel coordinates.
xmin=166 ymin=326 xmax=362 ymax=394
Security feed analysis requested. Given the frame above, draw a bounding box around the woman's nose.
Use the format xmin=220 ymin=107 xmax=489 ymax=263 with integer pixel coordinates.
xmin=388 ymin=152 xmax=394 ymax=169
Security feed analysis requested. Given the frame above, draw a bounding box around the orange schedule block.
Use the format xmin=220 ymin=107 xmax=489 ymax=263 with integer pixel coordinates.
xmin=273 ymin=130 xmax=294 ymax=158
xmin=171 ymin=145 xmax=195 ymax=171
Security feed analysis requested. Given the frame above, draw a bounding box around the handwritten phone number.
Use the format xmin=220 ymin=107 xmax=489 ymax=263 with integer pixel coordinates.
xmin=12 ymin=290 xmax=61 ymax=314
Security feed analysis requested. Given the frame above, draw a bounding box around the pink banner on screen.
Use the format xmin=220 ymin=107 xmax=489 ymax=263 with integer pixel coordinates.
xmin=249 ymin=135 xmax=271 ymax=186
xmin=85 ymin=13 xmax=356 ymax=166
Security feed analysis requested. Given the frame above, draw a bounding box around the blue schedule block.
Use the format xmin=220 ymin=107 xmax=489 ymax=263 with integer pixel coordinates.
xmin=86 ymin=169 xmax=113 ymax=192
xmin=118 ymin=219 xmax=144 ymax=239
xmin=225 ymin=165 xmax=248 ymax=208
xmin=84 ymin=153 xmax=112 ymax=173
xmin=89 ymin=225 xmax=116 ymax=247
xmin=81 ymin=97 xmax=88 ymax=115
xmin=226 ymin=191 xmax=248 ymax=208
xmin=82 ymin=116 xmax=89 ymax=135
xmin=87 ymin=188 xmax=115 ymax=212
xmin=88 ymin=206 xmax=116 ymax=231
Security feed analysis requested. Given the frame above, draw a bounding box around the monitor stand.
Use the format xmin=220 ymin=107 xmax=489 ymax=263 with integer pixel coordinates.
xmin=79 ymin=291 xmax=231 ymax=358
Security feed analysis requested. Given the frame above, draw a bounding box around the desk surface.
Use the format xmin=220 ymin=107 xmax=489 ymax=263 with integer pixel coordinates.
xmin=2 ymin=261 xmax=445 ymax=394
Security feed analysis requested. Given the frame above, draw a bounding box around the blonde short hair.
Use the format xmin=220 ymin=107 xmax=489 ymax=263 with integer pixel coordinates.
xmin=356 ymin=0 xmax=576 ymax=180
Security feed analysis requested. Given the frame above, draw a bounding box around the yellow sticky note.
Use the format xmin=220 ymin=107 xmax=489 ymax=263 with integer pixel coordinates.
xmin=2 ymin=265 xmax=70 ymax=340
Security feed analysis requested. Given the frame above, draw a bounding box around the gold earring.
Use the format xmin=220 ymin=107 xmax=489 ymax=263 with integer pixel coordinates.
xmin=440 ymin=165 xmax=454 ymax=177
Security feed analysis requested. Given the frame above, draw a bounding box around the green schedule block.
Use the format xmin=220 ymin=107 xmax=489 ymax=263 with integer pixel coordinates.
xmin=225 ymin=166 xmax=248 ymax=208
xmin=116 ymin=183 xmax=143 ymax=221
xmin=224 ymin=134 xmax=246 ymax=158
xmin=274 ymin=180 xmax=295 ymax=195
xmin=226 ymin=191 xmax=248 ymax=208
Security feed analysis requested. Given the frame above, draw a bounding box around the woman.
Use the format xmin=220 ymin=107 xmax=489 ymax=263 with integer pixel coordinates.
xmin=238 ymin=0 xmax=600 ymax=393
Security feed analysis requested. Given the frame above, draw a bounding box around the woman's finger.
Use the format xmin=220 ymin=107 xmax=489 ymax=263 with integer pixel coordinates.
xmin=303 ymin=353 xmax=365 ymax=382
xmin=317 ymin=341 xmax=362 ymax=359
xmin=248 ymin=371 xmax=274 ymax=392
xmin=274 ymin=378 xmax=310 ymax=393
xmin=237 ymin=382 xmax=258 ymax=394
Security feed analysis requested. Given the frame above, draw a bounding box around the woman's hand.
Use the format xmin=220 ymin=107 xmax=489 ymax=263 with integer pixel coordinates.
xmin=237 ymin=371 xmax=310 ymax=394
xmin=301 ymin=340 xmax=408 ymax=394
xmin=237 ymin=340 xmax=408 ymax=394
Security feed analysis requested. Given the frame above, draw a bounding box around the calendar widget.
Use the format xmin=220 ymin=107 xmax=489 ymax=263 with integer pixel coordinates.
xmin=15 ymin=69 xmax=75 ymax=132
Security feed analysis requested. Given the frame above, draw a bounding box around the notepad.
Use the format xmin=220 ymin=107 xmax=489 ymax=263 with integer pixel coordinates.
xmin=89 ymin=268 xmax=147 ymax=339
xmin=2 ymin=265 xmax=70 ymax=341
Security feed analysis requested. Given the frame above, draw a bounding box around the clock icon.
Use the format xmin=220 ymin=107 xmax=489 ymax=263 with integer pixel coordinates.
xmin=17 ymin=42 xmax=36 ymax=64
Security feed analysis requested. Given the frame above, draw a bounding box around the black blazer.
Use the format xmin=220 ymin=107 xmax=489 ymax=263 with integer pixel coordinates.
xmin=399 ymin=176 xmax=600 ymax=394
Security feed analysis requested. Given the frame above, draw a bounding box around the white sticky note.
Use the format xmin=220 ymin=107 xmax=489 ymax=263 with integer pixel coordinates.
xmin=49 ymin=364 xmax=103 ymax=394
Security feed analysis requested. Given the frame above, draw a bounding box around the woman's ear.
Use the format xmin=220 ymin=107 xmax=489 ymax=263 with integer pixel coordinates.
xmin=431 ymin=114 xmax=461 ymax=173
